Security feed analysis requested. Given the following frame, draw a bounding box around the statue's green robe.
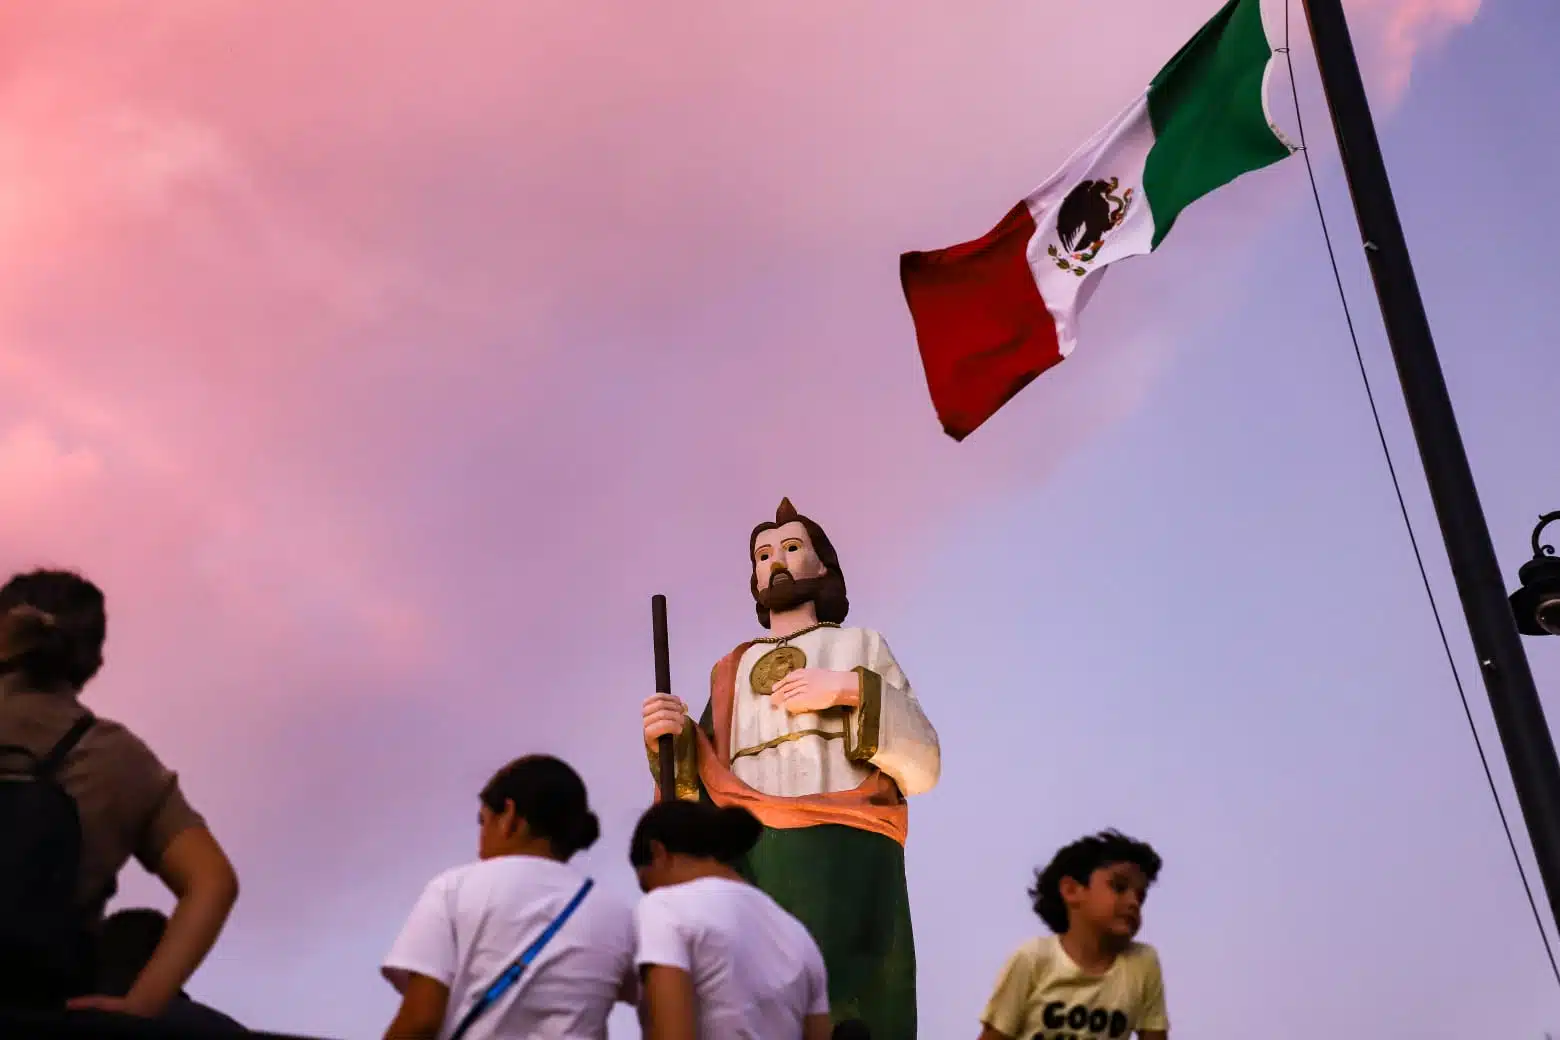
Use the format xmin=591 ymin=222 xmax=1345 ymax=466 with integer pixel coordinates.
xmin=650 ymin=627 xmax=940 ymax=1039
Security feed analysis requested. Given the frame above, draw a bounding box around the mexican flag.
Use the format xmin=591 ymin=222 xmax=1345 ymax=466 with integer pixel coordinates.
xmin=900 ymin=0 xmax=1295 ymax=441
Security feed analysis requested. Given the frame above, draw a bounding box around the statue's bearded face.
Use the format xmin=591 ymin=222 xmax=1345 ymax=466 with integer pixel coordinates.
xmin=752 ymin=520 xmax=829 ymax=614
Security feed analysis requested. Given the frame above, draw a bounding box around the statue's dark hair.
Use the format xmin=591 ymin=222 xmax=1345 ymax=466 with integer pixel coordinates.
xmin=749 ymin=499 xmax=849 ymax=629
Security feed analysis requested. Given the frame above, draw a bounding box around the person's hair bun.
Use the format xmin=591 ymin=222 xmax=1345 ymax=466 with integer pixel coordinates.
xmin=0 ymin=570 xmax=109 ymax=690
xmin=0 ymin=606 xmax=66 ymax=671
xmin=562 ymin=811 xmax=601 ymax=856
xmin=711 ymin=806 xmax=763 ymax=862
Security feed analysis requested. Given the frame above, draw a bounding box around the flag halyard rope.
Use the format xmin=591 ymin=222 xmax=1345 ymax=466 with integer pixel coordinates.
xmin=1279 ymin=0 xmax=1560 ymax=992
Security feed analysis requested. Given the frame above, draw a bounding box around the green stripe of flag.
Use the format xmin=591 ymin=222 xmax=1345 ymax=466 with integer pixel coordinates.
xmin=1144 ymin=0 xmax=1294 ymax=248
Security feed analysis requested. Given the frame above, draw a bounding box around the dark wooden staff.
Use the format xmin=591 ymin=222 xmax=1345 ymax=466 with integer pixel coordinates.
xmin=651 ymin=594 xmax=676 ymax=802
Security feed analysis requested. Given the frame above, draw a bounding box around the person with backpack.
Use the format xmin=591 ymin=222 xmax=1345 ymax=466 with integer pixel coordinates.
xmin=0 ymin=568 xmax=240 ymax=1017
xmin=381 ymin=754 xmax=636 ymax=1040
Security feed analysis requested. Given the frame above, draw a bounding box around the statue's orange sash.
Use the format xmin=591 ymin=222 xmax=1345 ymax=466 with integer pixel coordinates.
xmin=689 ymin=642 xmax=908 ymax=846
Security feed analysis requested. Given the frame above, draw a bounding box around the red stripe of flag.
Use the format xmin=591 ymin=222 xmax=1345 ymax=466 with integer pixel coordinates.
xmin=899 ymin=202 xmax=1063 ymax=442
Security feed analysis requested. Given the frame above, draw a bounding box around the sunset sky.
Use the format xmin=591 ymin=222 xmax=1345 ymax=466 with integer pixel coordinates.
xmin=4 ymin=0 xmax=1558 ymax=1036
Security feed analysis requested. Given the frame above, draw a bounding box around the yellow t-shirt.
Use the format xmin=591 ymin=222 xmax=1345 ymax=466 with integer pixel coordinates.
xmin=980 ymin=935 xmax=1169 ymax=1039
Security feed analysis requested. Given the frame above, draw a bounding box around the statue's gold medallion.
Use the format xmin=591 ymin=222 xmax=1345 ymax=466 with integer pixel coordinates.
xmin=750 ymin=645 xmax=807 ymax=696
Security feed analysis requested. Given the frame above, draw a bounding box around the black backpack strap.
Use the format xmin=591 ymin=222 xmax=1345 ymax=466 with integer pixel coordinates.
xmin=35 ymin=713 xmax=95 ymax=777
xmin=0 ymin=745 xmax=41 ymax=778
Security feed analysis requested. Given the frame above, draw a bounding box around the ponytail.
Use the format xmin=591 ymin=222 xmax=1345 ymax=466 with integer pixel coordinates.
xmin=709 ymin=806 xmax=763 ymax=863
xmin=552 ymin=809 xmax=602 ymax=859
xmin=0 ymin=606 xmax=70 ymax=683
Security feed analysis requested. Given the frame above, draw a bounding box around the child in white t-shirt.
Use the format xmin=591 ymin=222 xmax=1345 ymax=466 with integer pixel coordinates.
xmin=630 ymin=800 xmax=832 ymax=1040
xmin=979 ymin=829 xmax=1170 ymax=1040
xmin=380 ymin=755 xmax=636 ymax=1040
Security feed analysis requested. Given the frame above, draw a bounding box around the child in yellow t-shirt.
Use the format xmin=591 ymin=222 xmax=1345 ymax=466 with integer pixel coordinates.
xmin=978 ymin=830 xmax=1168 ymax=1040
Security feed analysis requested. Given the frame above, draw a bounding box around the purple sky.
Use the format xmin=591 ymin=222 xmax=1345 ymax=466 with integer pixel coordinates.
xmin=3 ymin=0 xmax=1557 ymax=1036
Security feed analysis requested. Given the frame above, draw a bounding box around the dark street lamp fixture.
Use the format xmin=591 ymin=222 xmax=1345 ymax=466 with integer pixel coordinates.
xmin=1510 ymin=512 xmax=1560 ymax=637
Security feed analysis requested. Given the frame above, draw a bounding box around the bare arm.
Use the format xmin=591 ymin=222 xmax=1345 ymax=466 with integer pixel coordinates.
xmin=803 ymin=1014 xmax=834 ymax=1040
xmin=127 ymin=826 xmax=239 ymax=1015
xmin=383 ymin=974 xmax=450 ymax=1040
xmin=640 ymin=964 xmax=697 ymax=1040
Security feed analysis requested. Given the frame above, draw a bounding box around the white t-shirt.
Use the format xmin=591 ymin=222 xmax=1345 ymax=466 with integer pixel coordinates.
xmin=382 ymin=855 xmax=634 ymax=1040
xmin=635 ymin=876 xmax=830 ymax=1040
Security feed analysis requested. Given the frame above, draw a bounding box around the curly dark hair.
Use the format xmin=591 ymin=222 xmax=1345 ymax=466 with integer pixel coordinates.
xmin=1028 ymin=829 xmax=1162 ymax=934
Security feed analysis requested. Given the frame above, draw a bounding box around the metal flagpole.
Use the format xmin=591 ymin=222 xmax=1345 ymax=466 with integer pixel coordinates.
xmin=1299 ymin=0 xmax=1560 ymax=931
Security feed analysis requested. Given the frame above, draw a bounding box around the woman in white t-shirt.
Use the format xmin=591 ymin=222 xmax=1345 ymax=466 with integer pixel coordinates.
xmin=380 ymin=754 xmax=636 ymax=1040
xmin=630 ymin=800 xmax=832 ymax=1040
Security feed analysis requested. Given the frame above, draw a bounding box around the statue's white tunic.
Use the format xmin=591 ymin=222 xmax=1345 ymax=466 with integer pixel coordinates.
xmin=729 ymin=626 xmax=940 ymax=800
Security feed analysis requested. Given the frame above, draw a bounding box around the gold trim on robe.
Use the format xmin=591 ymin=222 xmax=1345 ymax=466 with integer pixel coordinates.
xmin=644 ymin=717 xmax=701 ymax=801
xmin=845 ymin=665 xmax=882 ymax=762
xmin=732 ymin=726 xmax=847 ymax=762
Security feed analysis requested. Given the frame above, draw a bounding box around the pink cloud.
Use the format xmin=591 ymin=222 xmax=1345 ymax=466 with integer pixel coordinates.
xmin=0 ymin=0 xmax=1480 ymax=701
xmin=1352 ymin=0 xmax=1482 ymax=101
xmin=0 ymin=424 xmax=103 ymax=520
xmin=0 ymin=4 xmax=1482 ymax=1012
